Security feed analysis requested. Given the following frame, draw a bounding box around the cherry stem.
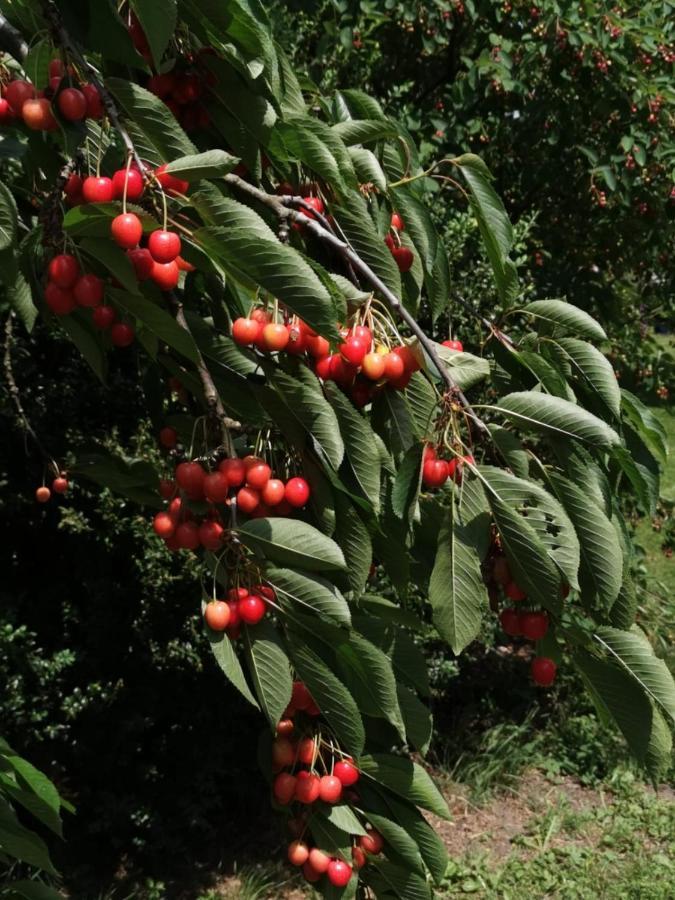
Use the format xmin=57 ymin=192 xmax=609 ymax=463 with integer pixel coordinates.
xmin=122 ymin=151 xmax=132 ymax=214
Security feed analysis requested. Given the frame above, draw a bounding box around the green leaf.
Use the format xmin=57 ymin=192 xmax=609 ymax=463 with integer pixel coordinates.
xmin=334 ymin=495 xmax=372 ymax=598
xmin=391 ymin=444 xmax=423 ymax=526
xmin=366 ymin=808 xmax=426 ymax=875
xmin=353 ymin=616 xmax=429 ymax=696
xmin=610 ymin=445 xmax=657 ymax=515
xmin=372 ymin=388 xmax=417 ymax=459
xmin=72 ymin=451 xmax=159 ymax=505
xmin=519 ymin=299 xmax=607 ymax=341
xmin=357 ymin=596 xmax=424 ymax=633
xmin=201 ymin=56 xmax=278 ymax=147
xmin=0 ymin=181 xmax=18 ymax=251
xmin=364 ymin=860 xmax=433 ymax=899
xmin=429 ymin=243 xmax=451 ymax=321
xmin=79 ymin=237 xmax=140 ymax=295
xmin=429 ymin=485 xmax=489 ymax=654
xmin=265 ymin=566 xmax=351 ymax=628
xmin=349 ymin=147 xmax=387 ymax=192
xmin=397 ymin=684 xmax=432 ymax=755
xmin=276 ymin=117 xmax=348 ymax=193
xmin=0 ymin=881 xmax=63 ymax=900
xmin=62 ymin=202 xmax=155 ymax=238
xmin=194 ymin=216 xmax=339 ymax=338
xmin=59 ymin=315 xmax=107 ymax=384
xmin=359 ymin=754 xmax=450 ymax=820
xmin=332 ymin=119 xmax=397 ymax=144
xmin=320 ymin=803 xmax=368 ymax=837
xmin=454 ymin=153 xmax=517 ymax=304
xmin=23 ymin=37 xmax=51 ymax=90
xmin=575 ymin=649 xmax=672 ymax=780
xmin=593 ymin=627 xmax=675 ymax=724
xmin=0 ymin=799 xmax=57 ymax=874
xmin=243 ymin=619 xmax=292 ymax=729
xmin=286 ymin=634 xmax=365 ymax=756
xmin=325 ymin=382 xmax=381 ymax=512
xmin=107 ymin=78 xmax=196 ymax=162
xmin=206 ymin=627 xmax=259 ymax=709
xmin=547 ymin=472 xmax=622 ymax=612
xmin=553 ymin=337 xmax=621 ymax=420
xmin=164 ymin=150 xmax=239 ymax=181
xmin=1 ymin=752 xmax=63 ymax=838
xmin=334 ymin=193 xmax=402 ymax=296
xmin=384 ymin=796 xmax=448 ymax=884
xmin=390 ymin=187 xmax=438 ymax=275
xmin=108 ymin=288 xmax=200 ymax=364
xmin=620 ymin=390 xmax=668 ymax=466
xmin=129 ymin=0 xmax=177 ymax=69
xmin=434 ymin=347 xmax=491 ymax=391
xmin=238 ymin=518 xmax=346 ymax=573
xmin=492 ymin=392 xmax=621 ymax=447
xmin=487 ymin=425 xmax=529 ymax=478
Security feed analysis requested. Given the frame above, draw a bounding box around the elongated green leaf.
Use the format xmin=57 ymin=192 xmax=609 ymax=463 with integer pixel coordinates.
xmin=353 ymin=616 xmax=429 ymax=696
xmin=372 ymin=388 xmax=418 ymax=458
xmin=593 ymin=627 xmax=675 ymax=723
xmin=364 ymin=860 xmax=433 ymax=900
xmin=1 ymin=751 xmax=63 ymax=838
xmin=164 ymin=150 xmax=239 ymax=181
xmin=271 ymin=369 xmax=344 ymax=470
xmin=384 ymin=796 xmax=449 ymax=884
xmin=325 ymin=382 xmax=381 ymax=511
xmin=334 ymin=494 xmax=372 ymax=598
xmin=79 ymin=237 xmax=140 ymax=295
xmin=206 ymin=628 xmax=259 ymax=709
xmin=320 ymin=803 xmax=368 ymax=837
xmin=519 ymin=299 xmax=607 ymax=342
xmin=434 ymin=347 xmax=491 ymax=391
xmin=391 ymin=444 xmax=424 ymax=527
xmin=359 ymin=754 xmax=450 ymax=820
xmin=493 ymin=392 xmax=621 ymax=447
xmin=397 ymin=685 xmax=432 ymax=755
xmin=554 ymin=337 xmax=621 ymax=420
xmin=0 ymin=180 xmax=18 ymax=250
xmin=243 ymin=619 xmax=292 ymax=729
xmin=454 ymin=153 xmax=517 ymax=304
xmin=334 ymin=193 xmax=402 ymax=296
xmin=1 ymin=880 xmax=63 ymax=900
xmin=59 ymin=315 xmax=107 ymax=384
xmin=610 ymin=565 xmax=639 ymax=630
xmin=129 ymin=0 xmax=177 ymax=69
xmin=276 ymin=117 xmax=346 ymax=192
xmin=107 ymin=78 xmax=196 ymax=162
xmin=574 ymin=649 xmax=672 ymax=780
xmin=517 ymin=348 xmax=576 ymax=400
xmin=265 ymin=566 xmax=351 ymax=628
xmin=391 ymin=188 xmax=438 ymax=275
xmin=610 ymin=445 xmax=657 ymax=515
xmin=286 ymin=634 xmax=365 ymax=756
xmin=238 ymin=518 xmax=346 ymax=573
xmin=108 ymin=288 xmax=200 ymax=365
xmin=487 ymin=425 xmax=529 ymax=478
xmin=23 ymin=37 xmax=51 ymax=90
xmin=621 ymin=390 xmax=668 ymax=466
xmin=366 ymin=808 xmax=426 ymax=875
xmin=429 ymin=243 xmax=451 ymax=321
xmin=349 ymin=147 xmax=387 ymax=192
xmin=0 ymin=799 xmax=56 ymax=874
xmin=332 ymin=119 xmax=397 ymax=144
xmin=547 ymin=471 xmax=622 ymax=612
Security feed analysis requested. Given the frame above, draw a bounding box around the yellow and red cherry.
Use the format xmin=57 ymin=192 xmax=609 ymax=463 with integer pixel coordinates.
xmin=204 ymin=600 xmax=230 ymax=631
xmin=111 ymin=212 xmax=143 ymax=249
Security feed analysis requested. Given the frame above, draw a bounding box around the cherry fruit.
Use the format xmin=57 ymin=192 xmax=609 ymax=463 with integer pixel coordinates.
xmin=204 ymin=600 xmax=230 ymax=631
xmin=232 ymin=317 xmax=261 ymax=346
xmin=285 ymin=477 xmax=310 ymax=508
xmin=327 ymin=859 xmax=352 ymax=888
xmin=319 ymin=775 xmax=343 ymax=804
xmin=57 ymin=87 xmax=87 ymax=121
xmin=238 ymin=594 xmax=266 ymax=625
xmin=288 ymin=841 xmax=310 ymax=867
xmin=333 ymin=759 xmax=360 ymax=786
xmin=35 ymin=486 xmax=51 ymax=503
xmin=531 ymin=656 xmax=557 ymax=686
xmin=82 ymin=176 xmax=114 ymax=203
xmin=499 ymin=608 xmax=521 ymax=637
xmin=111 ymin=213 xmax=143 ymax=249
xmin=48 ymin=254 xmax=79 ymax=288
xmin=112 ymin=167 xmax=144 ymax=201
xmin=92 ymin=305 xmax=116 ymax=329
xmin=360 ymin=830 xmax=384 ymax=855
xmin=148 ymin=229 xmax=181 ymax=263
xmin=273 ymin=772 xmax=296 ymax=805
xmin=52 ymin=476 xmax=69 ymax=494
xmin=520 ymin=611 xmax=549 ymax=641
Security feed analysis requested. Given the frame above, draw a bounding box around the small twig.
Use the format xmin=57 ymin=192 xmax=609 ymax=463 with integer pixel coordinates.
xmin=40 ymin=1 xmax=145 ymax=174
xmin=455 ymin=294 xmax=516 ymax=347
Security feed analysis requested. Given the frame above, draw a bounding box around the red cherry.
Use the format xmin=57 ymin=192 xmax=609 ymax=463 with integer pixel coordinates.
xmin=0 ymin=98 xmax=16 ymax=124
xmin=302 ymin=861 xmax=322 ymax=883
xmin=393 ymin=344 xmax=420 ymax=373
xmin=57 ymin=87 xmax=87 ymax=121
xmin=531 ymin=656 xmax=557 ymax=686
xmin=82 ymin=176 xmax=114 ymax=203
xmin=199 ymin=520 xmax=224 ymax=550
xmin=333 ymin=760 xmax=360 ymax=786
xmin=295 ymin=771 xmax=321 ymax=804
xmin=384 ymin=233 xmax=395 ymax=250
xmin=203 ymin=471 xmax=229 ymax=503
xmin=339 ymin=336 xmax=368 ymax=366
xmin=92 ymin=305 xmax=116 ymax=329
xmin=353 ymin=325 xmax=372 ymax=344
xmin=22 ymin=98 xmax=57 ymax=131
xmin=315 ymin=355 xmax=332 ymax=380
xmin=273 ymin=772 xmax=296 ymax=805
xmin=250 ymin=307 xmax=270 ymax=324
xmin=499 ymin=608 xmax=522 ymax=637
xmin=5 ymin=80 xmax=35 ymax=114
xmin=159 ymin=426 xmax=177 ymax=449
xmin=150 ymin=260 xmax=180 ymax=291
xmin=447 ymin=454 xmax=474 ymax=483
xmin=423 ymin=445 xmax=437 ymax=463
xmin=361 ymin=352 xmax=386 ymax=381
xmin=505 ymin=582 xmax=527 ymax=602
xmin=127 ymin=248 xmax=154 ymax=281
xmin=73 ymin=274 xmax=104 ymax=308
xmin=35 ymin=486 xmax=51 ymax=503
xmin=285 ymin=323 xmax=306 ymax=355
xmin=352 ymin=846 xmax=367 ymax=870
xmin=382 ymin=352 xmax=405 ymax=381
xmin=291 ymin=681 xmax=313 ymax=711
xmin=442 ymin=338 xmax=464 ymax=351
xmin=236 ymin=486 xmax=260 ymax=514
xmin=232 ymin=317 xmax=261 ymax=346
xmin=246 ymin=462 xmax=272 ymax=489
xmin=111 ymin=323 xmax=134 ymax=347
xmin=52 ymin=476 xmax=69 ymax=494
xmin=327 ymin=859 xmax=352 ymax=888
xmin=392 ymin=246 xmax=414 ymax=272
xmin=319 ymin=775 xmax=343 ymax=804
xmin=48 ymin=254 xmax=79 ymax=288
xmin=285 ymin=477 xmax=310 ymax=508
xmin=422 ymin=458 xmax=449 ymax=489
xmin=351 ymin=380 xmax=372 ymax=408
xmin=226 ymin=600 xmax=241 ymax=632
xmin=175 ymin=520 xmax=200 ymax=550
xmin=520 ymin=611 xmax=549 ymax=641
xmin=148 ymin=229 xmax=181 ymax=264
xmin=261 ymin=478 xmax=286 ymax=506
xmin=307 ymin=334 xmax=330 ymax=358
xmin=238 ymin=594 xmax=266 ymax=625
xmin=390 ymin=212 xmax=404 ymax=230
xmin=64 ymin=173 xmax=83 ymax=198
xmin=359 ymin=830 xmax=384 ymax=855
xmin=218 ymin=457 xmax=247 ymax=486
xmin=167 ymin=497 xmax=183 ymax=520
xmin=288 ymin=841 xmax=310 ymax=867
xmin=272 ymin=736 xmax=296 ymax=768
xmin=111 ymin=213 xmax=143 ymax=249
xmin=81 ymin=84 xmax=103 ymax=118
xmin=155 ymin=164 xmax=188 ymax=196
xmin=297 ymin=736 xmax=316 ymax=766
xmin=175 ymin=461 xmax=205 ymax=498
xmin=112 ymin=167 xmax=144 ymax=201
xmin=159 ymin=478 xmax=176 ymax=499
xmin=204 ymin=599 xmax=230 ymax=630
xmin=330 ymin=354 xmax=358 ymax=386
xmin=147 ymin=72 xmax=177 ymax=98
xmin=276 ymin=718 xmax=295 ymax=737
xmin=308 ymin=848 xmax=330 ymax=873
xmin=44 ymin=283 xmax=75 ymax=316
xmin=262 ymin=323 xmax=290 ymax=352
xmin=227 ymin=587 xmax=249 ymax=603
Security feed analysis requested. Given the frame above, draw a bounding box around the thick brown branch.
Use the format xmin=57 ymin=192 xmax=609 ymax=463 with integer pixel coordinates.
xmin=0 ymin=14 xmax=28 ymax=62
xmin=223 ymin=174 xmax=488 ymax=433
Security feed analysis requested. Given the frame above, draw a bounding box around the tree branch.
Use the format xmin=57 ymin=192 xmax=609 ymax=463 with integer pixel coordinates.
xmin=223 ymin=174 xmax=488 ymax=433
xmin=40 ymin=1 xmax=145 ymax=174
xmin=0 ymin=14 xmax=28 ymax=63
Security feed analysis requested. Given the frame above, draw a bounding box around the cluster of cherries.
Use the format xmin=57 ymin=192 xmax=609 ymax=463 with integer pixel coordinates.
xmin=272 ymin=683 xmax=384 ymax=887
xmin=422 ymin=444 xmax=475 ymax=489
xmin=152 ymin=452 xmax=312 ymax=551
xmin=384 ymin=212 xmax=414 ymax=273
xmin=44 ymin=252 xmax=134 ymax=346
xmin=0 ymin=59 xmax=103 ymax=131
xmin=204 ymin=583 xmax=275 ymax=639
xmin=146 ymin=50 xmax=216 ymax=133
xmin=34 ymin=474 xmax=69 ymax=504
xmin=489 ymin=553 xmax=557 ymax=686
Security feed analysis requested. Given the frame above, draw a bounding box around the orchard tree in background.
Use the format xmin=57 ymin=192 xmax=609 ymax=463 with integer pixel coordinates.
xmin=0 ymin=1 xmax=674 ymax=897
